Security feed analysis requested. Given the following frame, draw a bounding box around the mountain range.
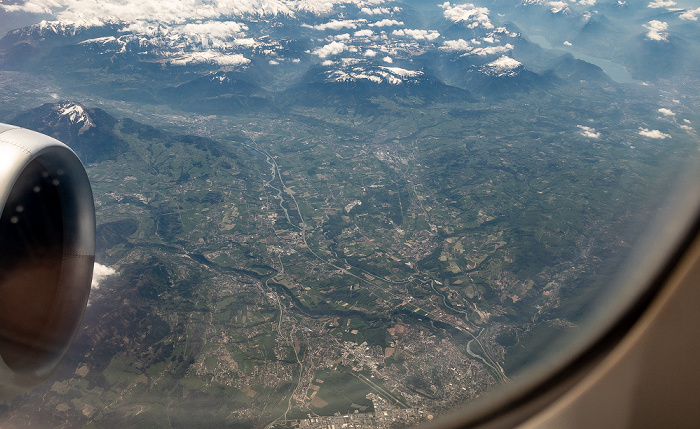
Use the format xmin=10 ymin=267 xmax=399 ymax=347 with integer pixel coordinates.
xmin=5 ymin=0 xmax=693 ymax=111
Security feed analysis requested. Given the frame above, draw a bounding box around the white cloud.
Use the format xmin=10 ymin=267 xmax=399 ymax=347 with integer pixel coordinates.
xmin=8 ymin=4 xmax=341 ymax=61
xmin=639 ymin=128 xmax=671 ymax=139
xmin=361 ymin=6 xmax=392 ymax=15
xmin=180 ymin=21 xmax=248 ymax=38
xmin=441 ymin=39 xmax=471 ymax=52
xmin=233 ymin=37 xmax=259 ymax=48
xmin=679 ymin=7 xmax=700 ymax=21
xmin=382 ymin=56 xmax=393 ymax=63
xmin=312 ymin=41 xmax=348 ymax=58
xmin=368 ymin=19 xmax=403 ymax=27
xmin=354 ymin=29 xmax=374 ymax=37
xmin=380 ymin=66 xmax=422 ymax=78
xmin=0 ymin=0 xmax=393 ymax=23
xmin=340 ymin=57 xmax=360 ymax=66
xmin=471 ymin=43 xmax=514 ymax=56
xmin=577 ymin=125 xmax=601 ymax=138
xmin=643 ymin=20 xmax=669 ymax=41
xmin=523 ymin=0 xmax=591 ymax=12
xmin=165 ymin=20 xmax=254 ymax=48
xmin=312 ymin=19 xmax=364 ymax=31
xmin=647 ymin=0 xmax=676 ymax=8
xmin=493 ymin=27 xmax=518 ymax=38
xmin=209 ymin=54 xmax=251 ymax=66
xmin=658 ymin=108 xmax=675 ymax=116
xmin=680 ymin=124 xmax=693 ymax=131
xmin=0 ymin=1 xmax=52 ymax=14
xmin=364 ymin=49 xmax=378 ymax=57
xmin=120 ymin=21 xmax=158 ymax=35
xmin=169 ymin=51 xmax=250 ymax=66
xmin=440 ymin=2 xmax=494 ymax=29
xmin=392 ymin=28 xmax=440 ymax=41
xmin=92 ymin=263 xmax=116 ymax=289
xmin=563 ymin=40 xmax=572 ymax=46
xmin=269 ymin=59 xmax=280 ymax=65
xmin=441 ymin=38 xmax=514 ymax=56
xmin=486 ymin=55 xmax=520 ymax=70
xmin=547 ymin=1 xmax=569 ymax=13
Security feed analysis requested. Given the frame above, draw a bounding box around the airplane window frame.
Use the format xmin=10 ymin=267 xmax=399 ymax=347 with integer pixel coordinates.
xmin=1 ymin=1 xmax=699 ymax=427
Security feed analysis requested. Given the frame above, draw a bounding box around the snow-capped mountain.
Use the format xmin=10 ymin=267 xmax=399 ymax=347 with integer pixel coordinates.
xmin=54 ymin=102 xmax=95 ymax=133
xmin=0 ymin=1 xmax=542 ymax=96
xmin=11 ymin=101 xmax=128 ymax=163
xmin=1 ymin=0 xmax=696 ymax=109
xmin=282 ymin=61 xmax=472 ymax=107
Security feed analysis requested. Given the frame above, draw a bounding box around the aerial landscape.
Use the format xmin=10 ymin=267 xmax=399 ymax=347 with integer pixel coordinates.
xmin=0 ymin=0 xmax=699 ymax=427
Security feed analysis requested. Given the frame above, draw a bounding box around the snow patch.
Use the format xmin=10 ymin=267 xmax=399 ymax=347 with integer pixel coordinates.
xmin=169 ymin=51 xmax=250 ymax=66
xmin=56 ymin=102 xmax=94 ymax=133
xmin=379 ymin=66 xmax=423 ymax=78
xmin=327 ymin=65 xmax=422 ymax=85
xmin=481 ymin=55 xmax=521 ymax=76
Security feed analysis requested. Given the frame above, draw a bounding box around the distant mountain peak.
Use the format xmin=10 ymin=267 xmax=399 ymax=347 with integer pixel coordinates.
xmin=325 ymin=64 xmax=425 ymax=85
xmin=11 ymin=101 xmax=125 ymax=163
xmin=54 ymin=101 xmax=95 ymax=134
xmin=480 ymin=55 xmax=523 ymax=76
xmin=14 ymin=19 xmax=120 ymax=40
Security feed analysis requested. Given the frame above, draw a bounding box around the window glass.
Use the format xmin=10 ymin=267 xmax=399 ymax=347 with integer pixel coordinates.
xmin=0 ymin=1 xmax=698 ymax=427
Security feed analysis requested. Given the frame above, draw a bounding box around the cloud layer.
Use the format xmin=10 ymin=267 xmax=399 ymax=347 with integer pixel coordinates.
xmin=643 ymin=20 xmax=669 ymax=41
xmin=647 ymin=0 xmax=676 ymax=8
xmin=639 ymin=128 xmax=671 ymax=139
xmin=92 ymin=263 xmax=116 ymax=289
xmin=440 ymin=2 xmax=494 ymax=29
xmin=2 ymin=0 xmax=636 ymax=87
xmin=577 ymin=125 xmax=601 ymax=138
xmin=680 ymin=7 xmax=700 ymax=21
xmin=2 ymin=0 xmax=393 ymax=23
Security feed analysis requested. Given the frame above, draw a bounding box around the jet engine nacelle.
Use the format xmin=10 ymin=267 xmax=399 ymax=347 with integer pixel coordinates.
xmin=0 ymin=123 xmax=95 ymax=398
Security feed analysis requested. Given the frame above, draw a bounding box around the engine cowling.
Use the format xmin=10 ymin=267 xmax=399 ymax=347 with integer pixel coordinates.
xmin=0 ymin=123 xmax=95 ymax=398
